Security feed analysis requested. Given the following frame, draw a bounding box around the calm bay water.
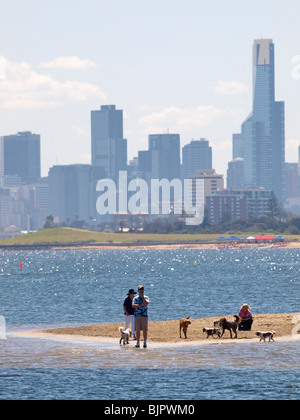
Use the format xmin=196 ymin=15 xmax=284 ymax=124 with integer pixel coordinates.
xmin=1 ymin=248 xmax=300 ymax=400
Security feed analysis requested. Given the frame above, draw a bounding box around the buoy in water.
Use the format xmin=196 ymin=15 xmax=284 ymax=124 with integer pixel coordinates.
xmin=20 ymin=261 xmax=23 ymax=269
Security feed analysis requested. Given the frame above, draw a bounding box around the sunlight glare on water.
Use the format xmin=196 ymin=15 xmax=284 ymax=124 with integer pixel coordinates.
xmin=1 ymin=248 xmax=300 ymax=399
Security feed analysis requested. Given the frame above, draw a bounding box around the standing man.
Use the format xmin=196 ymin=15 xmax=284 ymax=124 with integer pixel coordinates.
xmin=132 ymin=285 xmax=149 ymax=348
xmin=123 ymin=289 xmax=137 ymax=340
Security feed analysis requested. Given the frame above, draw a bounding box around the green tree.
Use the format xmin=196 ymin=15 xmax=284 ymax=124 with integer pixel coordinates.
xmin=44 ymin=215 xmax=54 ymax=229
xmin=267 ymin=191 xmax=280 ymax=219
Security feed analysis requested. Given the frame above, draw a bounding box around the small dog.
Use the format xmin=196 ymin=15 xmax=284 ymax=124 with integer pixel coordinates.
xmin=256 ymin=331 xmax=276 ymax=342
xmin=179 ymin=315 xmax=191 ymax=339
xmin=203 ymin=327 xmax=221 ymax=339
xmin=219 ymin=315 xmax=240 ymax=339
xmin=119 ymin=327 xmax=132 ymax=345
xmin=213 ymin=320 xmax=220 ymax=329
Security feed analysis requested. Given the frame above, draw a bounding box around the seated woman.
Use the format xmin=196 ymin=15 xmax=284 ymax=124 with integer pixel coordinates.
xmin=238 ymin=304 xmax=253 ymax=331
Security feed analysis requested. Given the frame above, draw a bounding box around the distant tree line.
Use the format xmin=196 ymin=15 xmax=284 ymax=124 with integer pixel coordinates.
xmin=142 ymin=215 xmax=300 ymax=235
xmin=43 ymin=191 xmax=300 ymax=235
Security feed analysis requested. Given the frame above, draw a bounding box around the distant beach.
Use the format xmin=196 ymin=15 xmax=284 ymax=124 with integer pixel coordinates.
xmin=48 ymin=240 xmax=298 ymax=251
xmin=1 ymin=227 xmax=299 ymax=251
xmin=16 ymin=312 xmax=300 ymax=347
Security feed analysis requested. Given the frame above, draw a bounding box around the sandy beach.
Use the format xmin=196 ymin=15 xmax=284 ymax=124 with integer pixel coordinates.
xmin=49 ymin=241 xmax=299 ymax=251
xmin=16 ymin=312 xmax=300 ymax=347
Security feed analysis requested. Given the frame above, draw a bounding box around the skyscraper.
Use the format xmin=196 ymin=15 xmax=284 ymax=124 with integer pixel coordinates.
xmin=48 ymin=164 xmax=105 ymax=224
xmin=148 ymin=134 xmax=181 ymax=180
xmin=91 ymin=105 xmax=127 ymax=179
xmin=0 ymin=131 xmax=41 ymax=183
xmin=233 ymin=39 xmax=285 ymax=202
xmin=182 ymin=139 xmax=212 ymax=179
xmin=227 ymin=158 xmax=244 ymax=188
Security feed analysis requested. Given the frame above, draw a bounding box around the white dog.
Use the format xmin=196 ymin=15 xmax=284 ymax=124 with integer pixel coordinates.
xmin=119 ymin=327 xmax=132 ymax=345
xmin=255 ymin=331 xmax=276 ymax=342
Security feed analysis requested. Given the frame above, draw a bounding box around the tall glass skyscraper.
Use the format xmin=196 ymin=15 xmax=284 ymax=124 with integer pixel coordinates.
xmin=233 ymin=39 xmax=285 ymax=202
xmin=182 ymin=139 xmax=212 ymax=179
xmin=91 ymin=105 xmax=127 ymax=179
xmin=148 ymin=134 xmax=181 ymax=180
xmin=0 ymin=131 xmax=41 ymax=184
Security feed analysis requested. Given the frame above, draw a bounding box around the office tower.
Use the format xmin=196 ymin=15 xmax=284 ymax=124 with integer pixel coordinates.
xmin=233 ymin=39 xmax=285 ymax=202
xmin=48 ymin=164 xmax=105 ymax=224
xmin=227 ymin=158 xmax=244 ymax=188
xmin=149 ymin=134 xmax=181 ymax=180
xmin=232 ymin=134 xmax=244 ymax=160
xmin=91 ymin=105 xmax=127 ymax=179
xmin=285 ymin=163 xmax=299 ymax=199
xmin=182 ymin=139 xmax=212 ymax=179
xmin=0 ymin=131 xmax=41 ymax=183
xmin=138 ymin=150 xmax=152 ymax=174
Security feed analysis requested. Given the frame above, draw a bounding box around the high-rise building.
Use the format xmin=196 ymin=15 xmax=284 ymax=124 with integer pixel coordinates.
xmin=227 ymin=158 xmax=244 ymax=188
xmin=48 ymin=164 xmax=105 ymax=224
xmin=182 ymin=139 xmax=212 ymax=179
xmin=91 ymin=105 xmax=127 ymax=179
xmin=285 ymin=163 xmax=299 ymax=199
xmin=233 ymin=39 xmax=285 ymax=202
xmin=148 ymin=134 xmax=181 ymax=180
xmin=0 ymin=131 xmax=41 ymax=183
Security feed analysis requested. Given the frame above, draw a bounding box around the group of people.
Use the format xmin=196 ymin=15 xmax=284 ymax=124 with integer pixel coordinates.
xmin=123 ymin=285 xmax=149 ymax=348
xmin=123 ymin=285 xmax=253 ymax=348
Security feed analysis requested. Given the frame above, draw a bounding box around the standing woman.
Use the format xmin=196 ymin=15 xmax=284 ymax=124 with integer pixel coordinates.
xmin=123 ymin=289 xmax=137 ymax=340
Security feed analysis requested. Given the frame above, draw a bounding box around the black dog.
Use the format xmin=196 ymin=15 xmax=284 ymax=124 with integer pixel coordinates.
xmin=219 ymin=315 xmax=240 ymax=339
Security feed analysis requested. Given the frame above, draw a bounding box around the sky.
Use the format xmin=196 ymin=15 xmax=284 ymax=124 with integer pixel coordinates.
xmin=0 ymin=0 xmax=299 ymax=178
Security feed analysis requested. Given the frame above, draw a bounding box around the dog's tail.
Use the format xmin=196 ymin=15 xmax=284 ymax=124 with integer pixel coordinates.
xmin=119 ymin=326 xmax=124 ymax=334
xmin=234 ymin=314 xmax=241 ymax=323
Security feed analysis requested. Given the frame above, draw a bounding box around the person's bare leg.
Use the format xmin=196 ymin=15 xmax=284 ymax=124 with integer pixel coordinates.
xmin=143 ymin=330 xmax=147 ymax=347
xmin=135 ymin=330 xmax=140 ymax=347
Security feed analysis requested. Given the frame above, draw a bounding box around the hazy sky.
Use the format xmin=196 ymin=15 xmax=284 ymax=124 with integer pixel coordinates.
xmin=0 ymin=0 xmax=299 ymax=177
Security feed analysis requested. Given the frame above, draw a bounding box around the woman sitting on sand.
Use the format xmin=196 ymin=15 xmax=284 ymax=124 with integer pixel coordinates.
xmin=238 ymin=304 xmax=253 ymax=331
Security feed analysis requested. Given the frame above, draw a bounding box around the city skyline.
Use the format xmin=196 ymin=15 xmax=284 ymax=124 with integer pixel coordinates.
xmin=0 ymin=1 xmax=299 ymax=178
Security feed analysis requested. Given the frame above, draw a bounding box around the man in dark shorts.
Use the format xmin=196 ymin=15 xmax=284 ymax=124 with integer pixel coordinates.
xmin=132 ymin=285 xmax=149 ymax=348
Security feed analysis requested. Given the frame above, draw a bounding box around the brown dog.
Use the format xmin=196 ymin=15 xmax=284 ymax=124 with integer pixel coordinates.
xmin=179 ymin=315 xmax=191 ymax=339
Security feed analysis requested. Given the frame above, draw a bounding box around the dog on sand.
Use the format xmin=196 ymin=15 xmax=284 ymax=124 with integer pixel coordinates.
xmin=203 ymin=327 xmax=221 ymax=339
xmin=179 ymin=315 xmax=191 ymax=339
xmin=119 ymin=327 xmax=132 ymax=345
xmin=256 ymin=331 xmax=276 ymax=342
xmin=219 ymin=315 xmax=240 ymax=339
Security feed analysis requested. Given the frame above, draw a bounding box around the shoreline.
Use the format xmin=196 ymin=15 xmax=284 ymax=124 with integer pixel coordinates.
xmin=1 ymin=241 xmax=298 ymax=251
xmin=14 ymin=312 xmax=300 ymax=347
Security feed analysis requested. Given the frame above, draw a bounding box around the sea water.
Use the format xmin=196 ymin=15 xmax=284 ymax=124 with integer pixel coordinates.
xmin=1 ymin=248 xmax=300 ymax=400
